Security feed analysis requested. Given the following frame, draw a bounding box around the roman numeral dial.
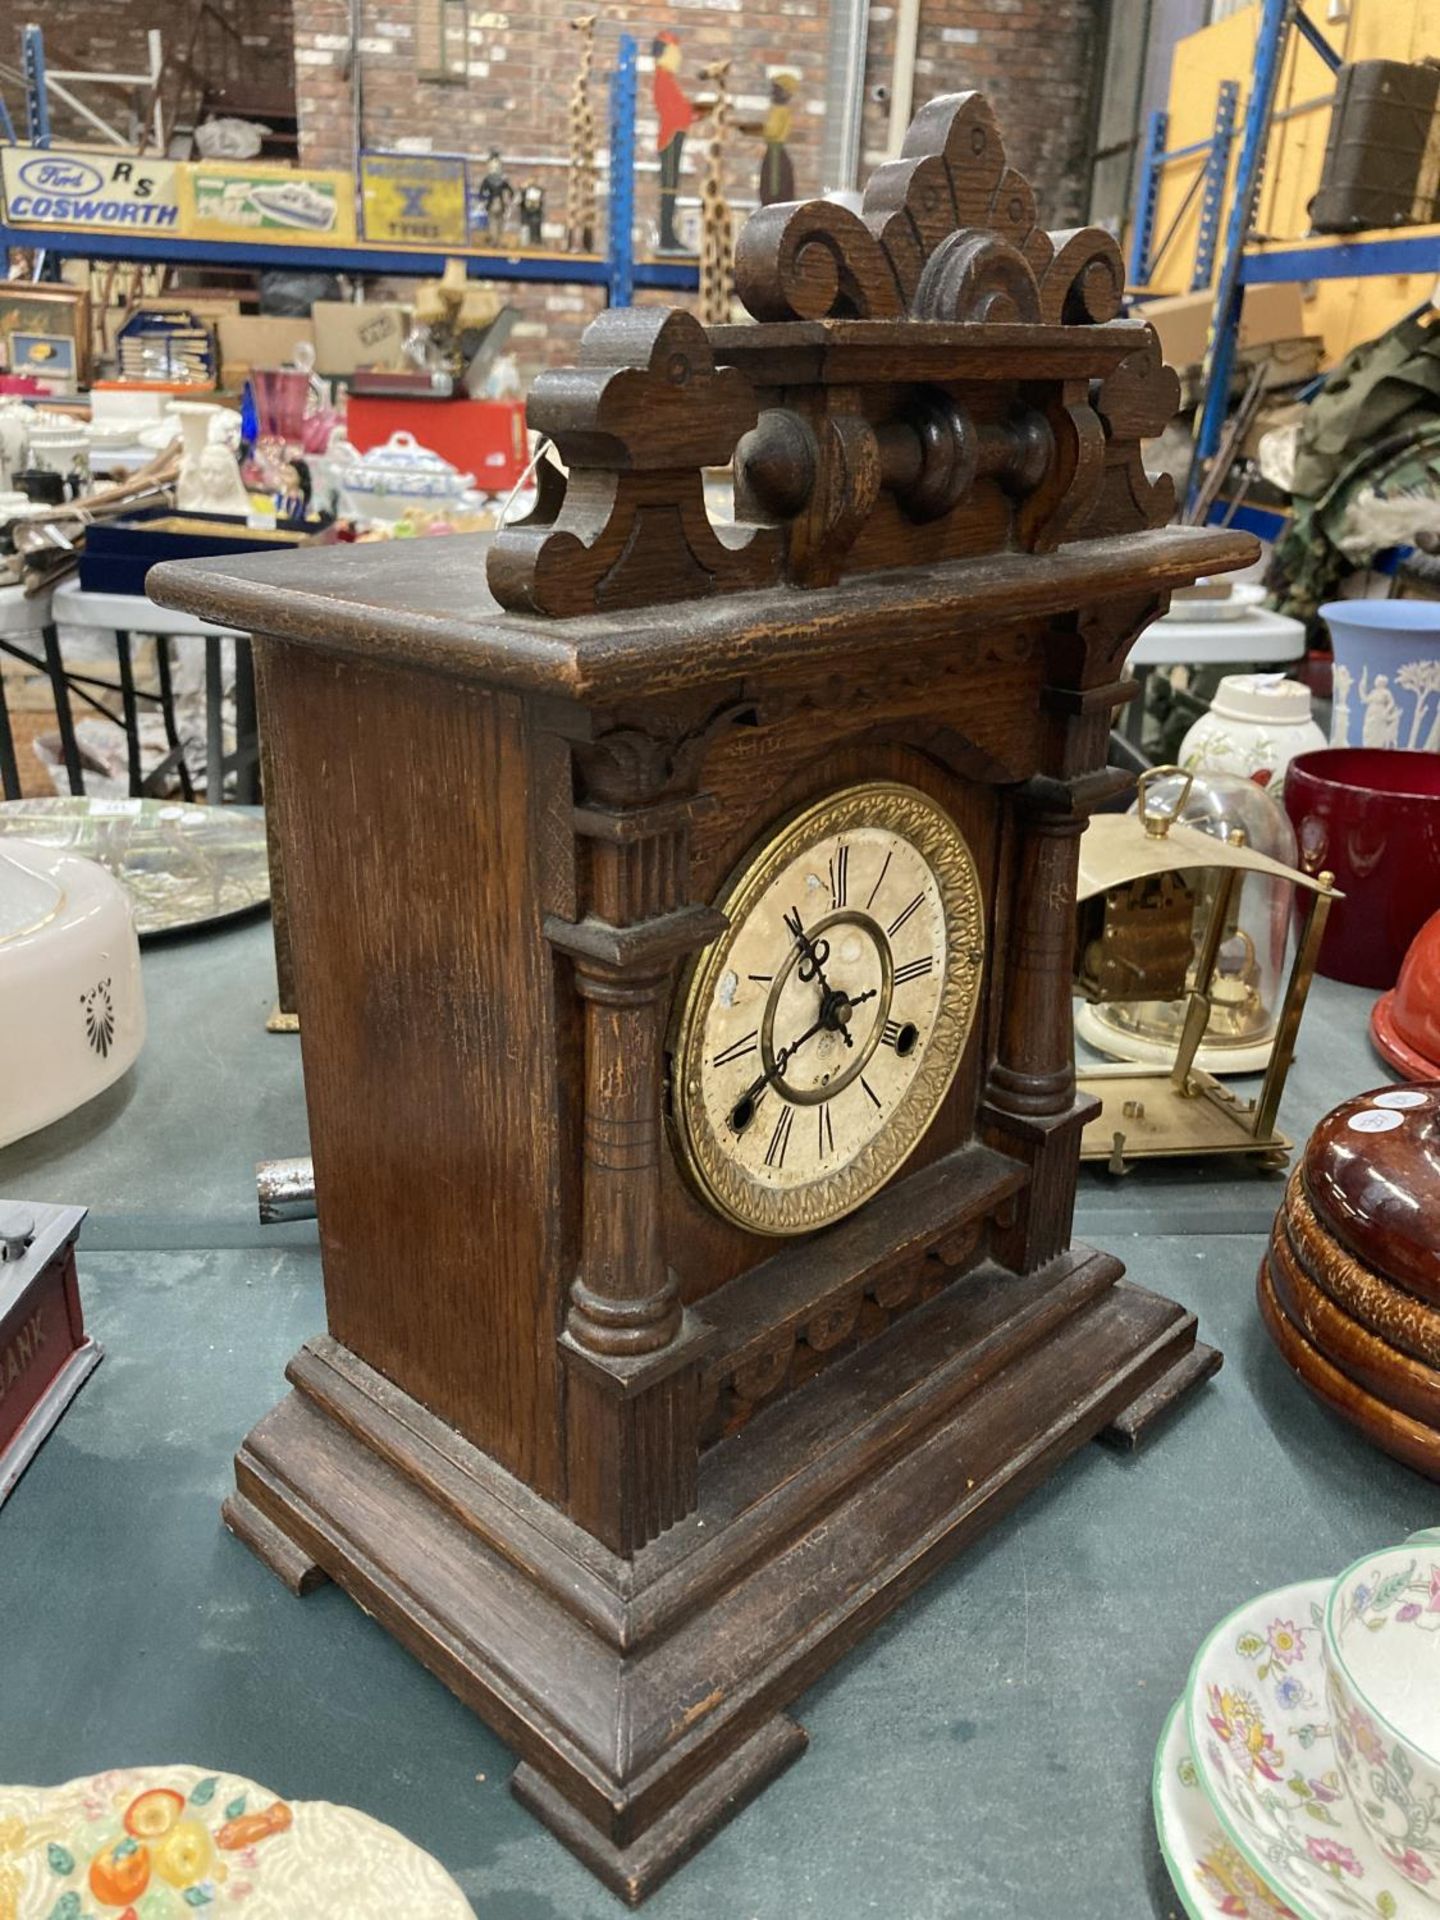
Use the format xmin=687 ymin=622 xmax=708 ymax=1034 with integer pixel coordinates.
xmin=672 ymin=782 xmax=985 ymax=1237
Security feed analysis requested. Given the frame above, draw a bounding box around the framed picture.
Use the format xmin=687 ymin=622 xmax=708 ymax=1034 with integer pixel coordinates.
xmin=0 ymin=283 xmax=91 ymax=384
xmin=7 ymin=332 xmax=79 ymax=391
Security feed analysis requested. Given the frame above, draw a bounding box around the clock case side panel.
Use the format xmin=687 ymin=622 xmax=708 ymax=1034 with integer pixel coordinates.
xmin=256 ymin=639 xmax=572 ymax=1500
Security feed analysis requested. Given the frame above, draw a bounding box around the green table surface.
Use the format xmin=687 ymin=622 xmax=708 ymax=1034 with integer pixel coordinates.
xmin=2 ymin=919 xmax=1433 ymax=1919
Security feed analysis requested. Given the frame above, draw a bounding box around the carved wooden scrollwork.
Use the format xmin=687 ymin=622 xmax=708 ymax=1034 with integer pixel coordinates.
xmin=698 ymin=1186 xmax=1017 ymax=1447
xmin=487 ymin=307 xmax=781 ymax=616
xmin=1040 ymin=228 xmax=1126 ymax=327
xmin=735 ymin=89 xmax=1123 ymax=329
xmin=913 ymin=230 xmax=1041 ymax=325
xmin=1084 ymin=332 xmax=1181 ymax=536
xmin=490 ymin=92 xmax=1179 ymax=619
xmin=736 ymin=200 xmax=903 ymax=322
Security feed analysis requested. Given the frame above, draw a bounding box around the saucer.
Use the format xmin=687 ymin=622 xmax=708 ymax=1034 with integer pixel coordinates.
xmin=1155 ymin=1697 xmax=1300 ymax=1917
xmin=1186 ymin=1577 xmax=1421 ymax=1918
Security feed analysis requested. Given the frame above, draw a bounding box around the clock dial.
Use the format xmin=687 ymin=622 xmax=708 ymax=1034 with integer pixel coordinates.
xmin=672 ymin=782 xmax=985 ymax=1236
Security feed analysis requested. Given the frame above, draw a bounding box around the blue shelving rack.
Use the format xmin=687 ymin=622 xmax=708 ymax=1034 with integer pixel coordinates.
xmin=0 ymin=224 xmax=698 ymax=297
xmin=0 ymin=25 xmax=693 ymax=308
xmin=608 ymin=33 xmax=638 ymax=309
xmin=1179 ymin=0 xmax=1440 ymax=512
xmin=1127 ymin=80 xmax=1239 ymax=293
xmin=22 ymin=25 xmax=50 ymax=148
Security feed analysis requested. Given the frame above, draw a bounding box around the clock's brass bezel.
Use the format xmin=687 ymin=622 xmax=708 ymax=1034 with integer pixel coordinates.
xmin=671 ymin=780 xmax=986 ymax=1237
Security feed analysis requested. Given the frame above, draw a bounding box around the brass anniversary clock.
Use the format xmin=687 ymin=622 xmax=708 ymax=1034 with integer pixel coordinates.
xmin=673 ymin=783 xmax=984 ymax=1235
xmin=154 ymin=92 xmax=1255 ymax=1908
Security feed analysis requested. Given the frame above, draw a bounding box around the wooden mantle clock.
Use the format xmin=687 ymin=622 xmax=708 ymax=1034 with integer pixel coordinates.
xmin=153 ymin=95 xmax=1256 ymax=1905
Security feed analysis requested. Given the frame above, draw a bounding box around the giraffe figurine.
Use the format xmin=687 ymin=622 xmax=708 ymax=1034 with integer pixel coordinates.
xmin=565 ymin=12 xmax=599 ymax=255
xmin=696 ymin=59 xmax=735 ymax=326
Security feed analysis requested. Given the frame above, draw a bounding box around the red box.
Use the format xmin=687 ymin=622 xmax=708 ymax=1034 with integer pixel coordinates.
xmin=0 ymin=1204 xmax=99 ymax=1503
xmin=345 ymin=395 xmax=529 ymax=496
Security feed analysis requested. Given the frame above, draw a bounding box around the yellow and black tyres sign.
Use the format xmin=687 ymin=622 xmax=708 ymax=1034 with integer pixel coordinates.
xmin=360 ymin=151 xmax=469 ymax=248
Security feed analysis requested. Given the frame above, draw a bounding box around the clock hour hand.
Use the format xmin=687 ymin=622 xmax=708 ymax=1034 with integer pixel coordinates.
xmin=784 ymin=907 xmax=838 ymax=1000
xmin=729 ymin=989 xmax=876 ymax=1125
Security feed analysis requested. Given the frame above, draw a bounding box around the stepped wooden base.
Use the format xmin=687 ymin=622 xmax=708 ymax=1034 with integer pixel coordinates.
xmin=513 ymin=1717 xmax=808 ymax=1905
xmin=225 ymin=1246 xmax=1213 ymax=1903
xmin=223 ymin=1490 xmax=328 ymax=1596
xmin=1099 ymin=1341 xmax=1222 ymax=1450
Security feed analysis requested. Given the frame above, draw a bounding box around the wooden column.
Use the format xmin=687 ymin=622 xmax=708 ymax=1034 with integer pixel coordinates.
xmin=983 ymin=673 xmax=1131 ymax=1273
xmin=545 ymin=753 xmax=721 ymax=1557
xmin=986 ymin=793 xmax=1087 ymax=1120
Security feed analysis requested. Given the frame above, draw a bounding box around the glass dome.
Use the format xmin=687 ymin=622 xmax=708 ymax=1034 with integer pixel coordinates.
xmin=1077 ymin=769 xmax=1298 ymax=1074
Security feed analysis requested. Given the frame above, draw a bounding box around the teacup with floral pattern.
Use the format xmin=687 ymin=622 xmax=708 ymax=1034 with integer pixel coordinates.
xmin=1325 ymin=1545 xmax=1440 ymax=1905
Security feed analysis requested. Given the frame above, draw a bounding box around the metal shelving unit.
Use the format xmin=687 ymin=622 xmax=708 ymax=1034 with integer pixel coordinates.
xmin=1180 ymin=0 xmax=1440 ymax=508
xmin=0 ymin=221 xmax=699 ymax=294
xmin=1 ymin=24 xmax=698 ymax=306
xmin=1241 ymin=227 xmax=1440 ymax=286
xmin=1127 ymin=80 xmax=1239 ymax=293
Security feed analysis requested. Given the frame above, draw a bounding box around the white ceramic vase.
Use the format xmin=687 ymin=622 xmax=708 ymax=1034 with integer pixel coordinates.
xmin=1179 ymin=672 xmax=1326 ymax=789
xmin=0 ymin=404 xmax=30 ymax=488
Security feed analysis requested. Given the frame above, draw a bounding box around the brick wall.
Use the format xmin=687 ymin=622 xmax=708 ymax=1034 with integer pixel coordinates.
xmin=861 ymin=0 xmax=1099 ymax=225
xmin=29 ymin=0 xmax=1097 ymax=374
xmin=290 ymin=0 xmax=1100 ymax=374
xmin=19 ymin=0 xmax=295 ymax=144
xmin=293 ymin=2 xmax=835 ymax=242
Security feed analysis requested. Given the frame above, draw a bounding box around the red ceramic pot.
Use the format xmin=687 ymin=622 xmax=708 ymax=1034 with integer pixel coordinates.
xmin=1372 ymin=907 xmax=1440 ymax=1078
xmin=1285 ymin=748 xmax=1440 ymax=988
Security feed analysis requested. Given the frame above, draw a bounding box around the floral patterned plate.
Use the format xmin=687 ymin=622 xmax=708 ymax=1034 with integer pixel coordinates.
xmin=1155 ymin=1697 xmax=1300 ymax=1918
xmin=0 ymin=1763 xmax=476 ymax=1918
xmin=1186 ymin=1578 xmax=1415 ymax=1919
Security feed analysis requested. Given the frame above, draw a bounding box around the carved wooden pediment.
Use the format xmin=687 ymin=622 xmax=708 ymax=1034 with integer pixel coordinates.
xmin=736 ymin=92 xmax=1122 ymax=328
xmin=487 ymin=91 xmax=1179 ymax=616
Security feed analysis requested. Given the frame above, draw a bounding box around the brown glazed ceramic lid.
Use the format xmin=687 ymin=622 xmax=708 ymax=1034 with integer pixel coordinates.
xmin=1303 ymin=1085 xmax=1440 ymax=1304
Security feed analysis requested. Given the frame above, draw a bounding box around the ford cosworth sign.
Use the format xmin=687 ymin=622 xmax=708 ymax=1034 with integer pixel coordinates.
xmin=1 ymin=149 xmax=179 ymax=231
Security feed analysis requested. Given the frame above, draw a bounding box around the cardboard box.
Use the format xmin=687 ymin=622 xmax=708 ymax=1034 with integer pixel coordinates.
xmin=1138 ymin=284 xmax=1309 ymax=369
xmin=216 ymin=314 xmax=315 ymax=385
xmin=311 ymin=300 xmax=409 ymax=377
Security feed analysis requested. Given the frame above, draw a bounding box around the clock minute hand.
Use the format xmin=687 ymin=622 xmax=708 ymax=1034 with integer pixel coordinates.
xmin=734 ymin=1018 xmax=824 ymax=1113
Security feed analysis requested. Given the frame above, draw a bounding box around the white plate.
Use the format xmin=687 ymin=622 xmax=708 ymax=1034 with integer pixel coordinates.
xmin=1163 ymin=582 xmax=1269 ymax=623
xmin=1155 ymin=1696 xmax=1300 ymax=1917
xmin=1186 ymin=1577 xmax=1419 ymax=1918
xmin=0 ymin=1763 xmax=476 ymax=1918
